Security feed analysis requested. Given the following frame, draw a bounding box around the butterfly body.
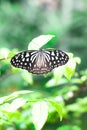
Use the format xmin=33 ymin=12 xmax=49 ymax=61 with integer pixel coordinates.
xmin=11 ymin=49 xmax=69 ymax=74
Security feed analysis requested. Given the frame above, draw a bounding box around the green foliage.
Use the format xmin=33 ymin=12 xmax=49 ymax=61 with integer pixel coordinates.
xmin=0 ymin=35 xmax=86 ymax=130
xmin=32 ymin=101 xmax=48 ymax=130
xmin=0 ymin=0 xmax=87 ymax=129
xmin=57 ymin=125 xmax=81 ymax=130
xmin=66 ymin=10 xmax=87 ymax=70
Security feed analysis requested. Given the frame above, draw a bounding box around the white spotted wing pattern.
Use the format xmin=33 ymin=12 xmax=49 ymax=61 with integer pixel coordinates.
xmin=10 ymin=50 xmax=69 ymax=74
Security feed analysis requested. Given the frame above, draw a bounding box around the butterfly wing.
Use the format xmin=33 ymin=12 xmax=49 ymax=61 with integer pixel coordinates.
xmin=10 ymin=50 xmax=38 ymax=71
xmin=10 ymin=50 xmax=69 ymax=74
xmin=44 ymin=50 xmax=69 ymax=69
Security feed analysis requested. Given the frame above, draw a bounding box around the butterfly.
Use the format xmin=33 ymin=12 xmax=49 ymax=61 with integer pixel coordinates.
xmin=10 ymin=49 xmax=69 ymax=74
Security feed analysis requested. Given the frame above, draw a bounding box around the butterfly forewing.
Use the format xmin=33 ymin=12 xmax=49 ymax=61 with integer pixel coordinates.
xmin=44 ymin=50 xmax=69 ymax=68
xmin=11 ymin=50 xmax=37 ymax=71
xmin=10 ymin=50 xmax=69 ymax=74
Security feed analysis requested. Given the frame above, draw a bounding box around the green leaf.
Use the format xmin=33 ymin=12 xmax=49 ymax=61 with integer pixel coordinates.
xmin=21 ymin=71 xmax=33 ymax=85
xmin=45 ymin=78 xmax=56 ymax=87
xmin=64 ymin=53 xmax=80 ymax=80
xmin=48 ymin=100 xmax=63 ymax=121
xmin=57 ymin=125 xmax=81 ymax=130
xmin=32 ymin=101 xmax=48 ymax=130
xmin=0 ymin=48 xmax=10 ymax=60
xmin=0 ymin=90 xmax=33 ymax=104
xmin=28 ymin=35 xmax=55 ymax=50
xmin=8 ymin=49 xmax=18 ymax=57
xmin=53 ymin=67 xmax=65 ymax=83
xmin=66 ymin=97 xmax=87 ymax=113
xmin=45 ymin=67 xmax=66 ymax=87
xmin=64 ymin=53 xmax=76 ymax=80
xmin=0 ymin=98 xmax=26 ymax=112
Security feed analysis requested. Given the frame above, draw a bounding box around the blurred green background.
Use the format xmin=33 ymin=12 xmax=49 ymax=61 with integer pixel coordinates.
xmin=0 ymin=0 xmax=87 ymax=130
